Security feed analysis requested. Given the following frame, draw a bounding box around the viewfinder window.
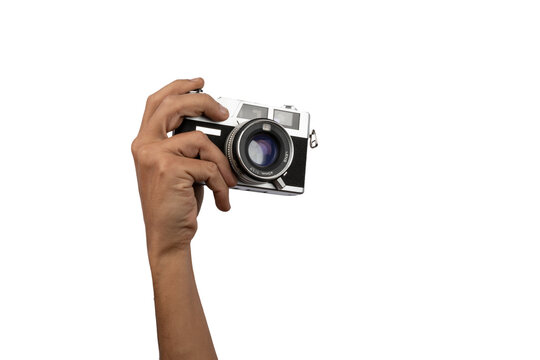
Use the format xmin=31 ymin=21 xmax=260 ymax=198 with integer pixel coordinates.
xmin=273 ymin=109 xmax=300 ymax=130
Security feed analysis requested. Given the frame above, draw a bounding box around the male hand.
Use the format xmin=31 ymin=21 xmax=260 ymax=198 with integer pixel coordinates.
xmin=131 ymin=78 xmax=237 ymax=260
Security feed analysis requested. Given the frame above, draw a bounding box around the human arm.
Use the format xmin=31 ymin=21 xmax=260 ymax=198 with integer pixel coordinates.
xmin=131 ymin=78 xmax=237 ymax=359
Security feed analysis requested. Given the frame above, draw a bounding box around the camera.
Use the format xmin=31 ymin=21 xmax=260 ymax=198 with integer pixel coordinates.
xmin=173 ymin=95 xmax=316 ymax=195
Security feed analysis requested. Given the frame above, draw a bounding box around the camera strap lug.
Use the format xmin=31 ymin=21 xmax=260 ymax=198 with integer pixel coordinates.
xmin=273 ymin=177 xmax=286 ymax=190
xmin=309 ymin=129 xmax=318 ymax=149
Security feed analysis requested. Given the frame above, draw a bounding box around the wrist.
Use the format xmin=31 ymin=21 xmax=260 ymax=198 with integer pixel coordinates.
xmin=148 ymin=244 xmax=190 ymax=268
xmin=146 ymin=228 xmax=193 ymax=262
xmin=146 ymin=231 xmax=191 ymax=267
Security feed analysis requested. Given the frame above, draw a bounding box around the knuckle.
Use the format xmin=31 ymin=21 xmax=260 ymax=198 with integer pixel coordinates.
xmin=133 ymin=143 xmax=155 ymax=165
xmin=146 ymin=94 xmax=158 ymax=106
xmin=156 ymin=157 xmax=172 ymax=175
xmin=192 ymin=130 xmax=209 ymax=143
xmin=162 ymin=94 xmax=176 ymax=107
xmin=206 ymin=161 xmax=219 ymax=174
xmin=131 ymin=138 xmax=140 ymax=155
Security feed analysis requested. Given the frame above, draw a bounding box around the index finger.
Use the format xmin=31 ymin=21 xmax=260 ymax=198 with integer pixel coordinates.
xmin=141 ymin=93 xmax=229 ymax=140
xmin=141 ymin=78 xmax=205 ymax=127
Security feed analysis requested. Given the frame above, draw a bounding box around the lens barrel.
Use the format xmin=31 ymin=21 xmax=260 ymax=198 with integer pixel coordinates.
xmin=225 ymin=118 xmax=294 ymax=184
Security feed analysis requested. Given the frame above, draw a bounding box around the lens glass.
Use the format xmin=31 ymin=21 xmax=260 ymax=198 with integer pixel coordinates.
xmin=247 ymin=133 xmax=279 ymax=167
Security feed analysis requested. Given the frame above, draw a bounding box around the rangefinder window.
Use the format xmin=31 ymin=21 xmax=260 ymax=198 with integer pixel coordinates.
xmin=273 ymin=109 xmax=300 ymax=130
xmin=238 ymin=104 xmax=268 ymax=119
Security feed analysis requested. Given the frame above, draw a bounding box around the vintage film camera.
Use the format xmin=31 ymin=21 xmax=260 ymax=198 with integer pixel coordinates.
xmin=174 ymin=93 xmax=317 ymax=195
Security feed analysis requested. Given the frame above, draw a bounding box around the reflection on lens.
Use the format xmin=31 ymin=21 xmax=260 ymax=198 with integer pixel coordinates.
xmin=247 ymin=133 xmax=279 ymax=167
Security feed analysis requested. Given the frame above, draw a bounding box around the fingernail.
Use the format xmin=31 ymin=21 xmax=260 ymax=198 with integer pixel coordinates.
xmin=190 ymin=77 xmax=201 ymax=81
xmin=219 ymin=105 xmax=229 ymax=117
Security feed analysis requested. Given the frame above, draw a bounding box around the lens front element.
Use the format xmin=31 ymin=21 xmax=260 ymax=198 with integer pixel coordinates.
xmin=247 ymin=133 xmax=279 ymax=167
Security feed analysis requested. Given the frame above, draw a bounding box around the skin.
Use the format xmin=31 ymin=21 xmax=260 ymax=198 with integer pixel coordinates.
xmin=132 ymin=78 xmax=237 ymax=359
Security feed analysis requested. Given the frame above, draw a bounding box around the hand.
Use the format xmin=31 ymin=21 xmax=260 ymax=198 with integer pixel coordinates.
xmin=131 ymin=78 xmax=237 ymax=260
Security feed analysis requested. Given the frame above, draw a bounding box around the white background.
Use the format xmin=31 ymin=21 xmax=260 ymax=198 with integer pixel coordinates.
xmin=1 ymin=1 xmax=539 ymax=359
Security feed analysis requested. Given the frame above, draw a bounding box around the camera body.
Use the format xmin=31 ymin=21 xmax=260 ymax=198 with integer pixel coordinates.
xmin=173 ymin=97 xmax=312 ymax=195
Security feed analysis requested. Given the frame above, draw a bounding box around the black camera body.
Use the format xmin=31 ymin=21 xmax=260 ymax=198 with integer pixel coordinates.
xmin=174 ymin=97 xmax=314 ymax=195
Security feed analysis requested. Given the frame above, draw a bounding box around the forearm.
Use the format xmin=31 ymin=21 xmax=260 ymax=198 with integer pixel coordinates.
xmin=149 ymin=245 xmax=217 ymax=360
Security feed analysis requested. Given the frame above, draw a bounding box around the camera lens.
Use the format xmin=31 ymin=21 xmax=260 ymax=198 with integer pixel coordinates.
xmin=225 ymin=118 xmax=294 ymax=185
xmin=247 ymin=133 xmax=279 ymax=167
